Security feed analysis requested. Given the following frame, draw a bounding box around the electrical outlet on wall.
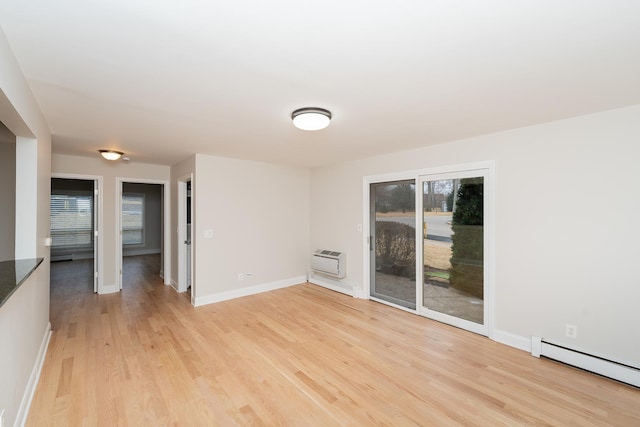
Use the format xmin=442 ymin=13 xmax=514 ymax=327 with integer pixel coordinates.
xmin=565 ymin=324 xmax=577 ymax=338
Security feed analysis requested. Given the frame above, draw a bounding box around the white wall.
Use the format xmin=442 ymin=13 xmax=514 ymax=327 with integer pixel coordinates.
xmin=52 ymin=154 xmax=170 ymax=291
xmin=191 ymin=154 xmax=310 ymax=305
xmin=0 ymin=27 xmax=51 ymax=427
xmin=310 ymin=104 xmax=640 ymax=369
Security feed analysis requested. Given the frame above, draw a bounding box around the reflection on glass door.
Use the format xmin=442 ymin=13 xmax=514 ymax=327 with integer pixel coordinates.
xmin=370 ymin=180 xmax=416 ymax=309
xmin=422 ymin=175 xmax=485 ymax=330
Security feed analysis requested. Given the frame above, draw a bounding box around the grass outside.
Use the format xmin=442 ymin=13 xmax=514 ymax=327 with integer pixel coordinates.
xmin=424 ymin=239 xmax=451 ymax=271
xmin=425 ymin=270 xmax=449 ymax=280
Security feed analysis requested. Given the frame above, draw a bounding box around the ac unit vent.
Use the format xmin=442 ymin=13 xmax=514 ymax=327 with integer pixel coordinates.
xmin=311 ymin=249 xmax=346 ymax=279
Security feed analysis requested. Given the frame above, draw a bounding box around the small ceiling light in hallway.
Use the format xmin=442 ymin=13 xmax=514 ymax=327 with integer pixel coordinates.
xmin=99 ymin=150 xmax=124 ymax=161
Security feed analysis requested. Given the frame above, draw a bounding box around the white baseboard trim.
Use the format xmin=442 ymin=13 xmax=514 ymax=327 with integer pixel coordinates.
xmin=352 ymin=287 xmax=367 ymax=299
xmin=194 ymin=276 xmax=306 ymax=307
xmin=99 ymin=284 xmax=120 ymax=294
xmin=307 ymin=275 xmax=355 ymax=297
xmin=123 ymin=248 xmax=161 ymax=257
xmin=492 ymin=329 xmax=531 ymax=353
xmin=169 ymin=278 xmax=180 ymax=292
xmin=16 ymin=322 xmax=51 ymax=427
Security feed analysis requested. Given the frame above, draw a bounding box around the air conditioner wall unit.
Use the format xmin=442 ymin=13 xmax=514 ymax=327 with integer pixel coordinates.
xmin=311 ymin=249 xmax=346 ymax=279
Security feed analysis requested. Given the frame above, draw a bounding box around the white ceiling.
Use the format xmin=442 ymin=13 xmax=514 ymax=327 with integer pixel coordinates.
xmin=1 ymin=1 xmax=639 ymax=167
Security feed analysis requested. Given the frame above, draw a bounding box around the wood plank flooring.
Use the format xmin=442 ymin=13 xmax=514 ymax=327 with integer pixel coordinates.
xmin=29 ymin=255 xmax=640 ymax=426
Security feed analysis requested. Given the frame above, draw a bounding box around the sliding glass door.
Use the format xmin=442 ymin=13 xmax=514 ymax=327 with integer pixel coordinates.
xmin=367 ymin=164 xmax=492 ymax=336
xmin=369 ymin=180 xmax=417 ymax=310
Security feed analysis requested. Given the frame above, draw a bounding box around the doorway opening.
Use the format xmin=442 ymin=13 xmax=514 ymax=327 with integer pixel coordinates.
xmin=116 ymin=178 xmax=171 ymax=291
xmin=50 ymin=176 xmax=101 ymax=294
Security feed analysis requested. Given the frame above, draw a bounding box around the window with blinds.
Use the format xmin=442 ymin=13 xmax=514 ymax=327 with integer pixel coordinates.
xmin=122 ymin=193 xmax=144 ymax=245
xmin=50 ymin=193 xmax=94 ymax=249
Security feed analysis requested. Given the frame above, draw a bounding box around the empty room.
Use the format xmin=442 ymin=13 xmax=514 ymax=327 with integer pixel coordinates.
xmin=1 ymin=1 xmax=639 ymax=426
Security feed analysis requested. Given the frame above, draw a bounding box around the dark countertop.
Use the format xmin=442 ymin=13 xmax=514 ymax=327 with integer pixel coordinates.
xmin=0 ymin=258 xmax=43 ymax=309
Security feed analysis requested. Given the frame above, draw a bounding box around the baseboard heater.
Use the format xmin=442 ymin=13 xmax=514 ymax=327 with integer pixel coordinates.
xmin=311 ymin=249 xmax=346 ymax=279
xmin=532 ymin=337 xmax=640 ymax=388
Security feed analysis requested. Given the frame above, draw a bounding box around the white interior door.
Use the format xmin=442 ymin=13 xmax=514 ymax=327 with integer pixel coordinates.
xmin=178 ymin=175 xmax=193 ymax=297
xmin=93 ymin=179 xmax=98 ymax=293
xmin=186 ymin=180 xmax=192 ymax=291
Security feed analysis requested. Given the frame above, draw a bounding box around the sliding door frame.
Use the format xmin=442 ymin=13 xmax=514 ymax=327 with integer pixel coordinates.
xmin=368 ymin=178 xmax=419 ymax=312
xmin=363 ymin=170 xmax=418 ymax=312
xmin=362 ymin=161 xmax=495 ymax=338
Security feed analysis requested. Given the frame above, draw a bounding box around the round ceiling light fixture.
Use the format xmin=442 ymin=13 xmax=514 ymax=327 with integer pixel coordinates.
xmin=98 ymin=149 xmax=124 ymax=161
xmin=291 ymin=107 xmax=332 ymax=131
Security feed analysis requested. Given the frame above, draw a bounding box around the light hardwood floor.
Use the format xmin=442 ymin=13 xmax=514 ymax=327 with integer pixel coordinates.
xmin=30 ymin=255 xmax=639 ymax=426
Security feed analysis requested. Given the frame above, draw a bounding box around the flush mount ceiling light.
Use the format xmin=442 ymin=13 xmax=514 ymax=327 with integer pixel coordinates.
xmin=291 ymin=107 xmax=332 ymax=131
xmin=99 ymin=150 xmax=124 ymax=161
